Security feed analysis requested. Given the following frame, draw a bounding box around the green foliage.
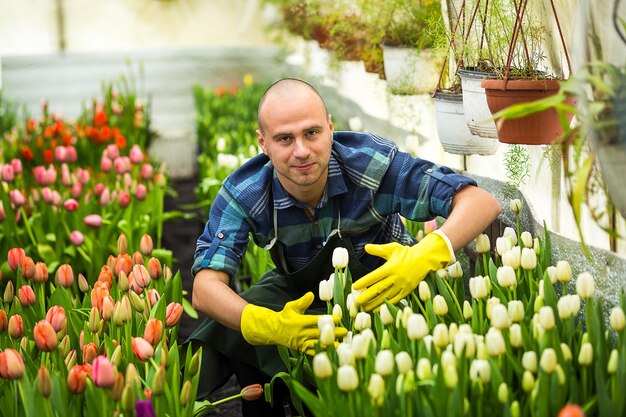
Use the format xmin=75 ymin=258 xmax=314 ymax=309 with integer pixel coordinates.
xmin=503 ymin=144 xmax=530 ymax=191
xmin=0 ymin=90 xmax=19 ymax=139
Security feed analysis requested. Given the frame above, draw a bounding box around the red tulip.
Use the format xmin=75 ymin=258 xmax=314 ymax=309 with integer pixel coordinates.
xmin=67 ymin=364 xmax=91 ymax=394
xmin=143 ymin=318 xmax=163 ymax=346
xmin=63 ymin=198 xmax=79 ymax=212
xmin=8 ymin=314 xmax=23 ymax=338
xmin=0 ymin=310 xmax=7 ymax=332
xmin=18 ymin=285 xmax=36 ymax=307
xmin=34 ymin=320 xmax=58 ymax=351
xmin=131 ymin=337 xmax=154 ymax=361
xmin=97 ymin=265 xmax=113 ymax=288
xmin=37 ymin=365 xmax=52 ymax=397
xmin=7 ymin=248 xmax=25 ymax=272
xmin=558 ymin=404 xmax=585 ymax=417
xmin=0 ymin=349 xmax=25 ymax=379
xmin=46 ymin=305 xmax=67 ymax=332
xmin=166 ymin=302 xmax=183 ymax=328
xmin=56 ymin=264 xmax=74 ymax=287
xmin=91 ymin=355 xmax=115 ymax=388
xmin=20 ymin=257 xmax=36 ymax=280
xmin=33 ymin=262 xmax=49 ymax=283
xmin=71 ymin=183 xmax=83 ymax=199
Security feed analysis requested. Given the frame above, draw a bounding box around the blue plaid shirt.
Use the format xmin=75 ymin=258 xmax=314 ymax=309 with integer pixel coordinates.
xmin=193 ymin=131 xmax=477 ymax=277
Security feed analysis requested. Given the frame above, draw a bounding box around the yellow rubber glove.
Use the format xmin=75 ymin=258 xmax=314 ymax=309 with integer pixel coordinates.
xmin=353 ymin=232 xmax=451 ymax=311
xmin=240 ymin=292 xmax=347 ymax=354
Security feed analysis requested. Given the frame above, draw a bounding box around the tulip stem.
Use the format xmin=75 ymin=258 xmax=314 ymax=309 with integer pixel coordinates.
xmin=212 ymin=392 xmax=243 ymax=406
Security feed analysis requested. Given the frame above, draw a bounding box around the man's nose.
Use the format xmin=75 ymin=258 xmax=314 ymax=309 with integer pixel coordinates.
xmin=293 ymin=138 xmax=310 ymax=158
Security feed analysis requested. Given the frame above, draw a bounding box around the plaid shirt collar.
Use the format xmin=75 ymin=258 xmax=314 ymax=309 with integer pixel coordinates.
xmin=271 ymin=153 xmax=347 ymax=210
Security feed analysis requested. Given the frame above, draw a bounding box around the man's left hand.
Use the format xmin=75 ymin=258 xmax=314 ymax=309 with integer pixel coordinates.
xmin=353 ymin=232 xmax=452 ymax=311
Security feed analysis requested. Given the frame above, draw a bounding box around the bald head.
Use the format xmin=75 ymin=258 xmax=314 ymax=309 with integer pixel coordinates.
xmin=257 ymin=78 xmax=328 ymax=134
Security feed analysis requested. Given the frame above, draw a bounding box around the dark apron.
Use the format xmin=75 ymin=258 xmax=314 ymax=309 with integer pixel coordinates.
xmin=188 ymin=209 xmax=371 ymax=399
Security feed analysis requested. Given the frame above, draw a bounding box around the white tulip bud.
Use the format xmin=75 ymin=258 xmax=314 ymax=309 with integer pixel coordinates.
xmin=436 ymin=268 xmax=449 ymax=281
xmin=476 ymin=338 xmax=488 ymax=360
xmin=469 ymin=359 xmax=491 ymax=384
xmin=476 ymin=234 xmax=491 ymax=253
xmin=368 ymin=373 xmax=385 ymax=405
xmin=539 ymin=306 xmax=555 ymax=331
xmin=540 ymin=348 xmax=557 ymax=373
xmin=318 ymin=315 xmax=334 ymax=331
xmin=441 ymin=350 xmax=456 ymax=370
xmin=469 ymin=276 xmax=489 ymax=300
xmin=327 ymin=273 xmax=336 ymax=289
xmin=336 ymin=344 xmax=355 ymax=366
xmin=448 ymin=322 xmax=458 ymax=341
xmin=375 ymin=350 xmax=394 ymax=376
xmin=522 ymin=370 xmax=535 ymax=392
xmin=576 ymin=272 xmax=595 ymax=299
xmin=520 ymin=231 xmax=533 ymax=248
xmin=608 ymin=349 xmax=619 ymax=374
xmin=216 ymin=137 xmax=227 ymax=152
xmin=332 ymin=304 xmax=343 ymax=319
xmin=522 ymin=351 xmax=537 ymax=373
xmin=510 ymin=199 xmax=522 ymax=214
xmin=521 ymin=248 xmax=537 ymax=270
xmin=423 ymin=335 xmax=433 ymax=354
xmin=509 ymin=323 xmax=523 ymax=348
xmin=406 ymin=314 xmax=428 ymax=340
xmin=320 ymin=324 xmax=335 ymax=347
xmin=546 ymin=266 xmax=557 ymax=284
xmin=463 ymin=300 xmax=473 ymax=319
xmin=568 ymin=294 xmax=581 ymax=316
xmin=433 ymin=323 xmax=449 ymax=348
xmin=610 ymin=307 xmax=626 ymax=332
xmin=443 ymin=363 xmax=458 ymax=388
xmin=497 ymin=265 xmax=517 ymax=288
xmin=346 ymin=293 xmax=358 ymax=318
xmin=337 ymin=365 xmax=359 ymax=392
xmin=418 ymin=281 xmax=431 ymax=301
xmin=556 ymin=260 xmax=572 ymax=283
xmin=557 ymin=296 xmax=573 ymax=320
xmin=379 ymin=303 xmax=394 ymax=325
xmin=508 ymin=300 xmax=525 ymax=322
xmin=361 ymin=328 xmax=377 ymax=349
xmin=486 ymin=328 xmax=506 ymax=356
xmin=354 ymin=312 xmax=372 ymax=331
xmin=447 ymin=262 xmax=463 ymax=279
xmin=395 ymin=351 xmax=413 ymax=374
xmin=503 ymin=227 xmax=518 ymax=246
xmin=496 ymin=237 xmax=512 ymax=256
xmin=351 ymin=334 xmax=369 ymax=360
xmin=498 ymin=382 xmax=509 ymax=403
xmin=533 ymin=238 xmax=541 ymax=256
xmin=578 ymin=343 xmax=593 ymax=366
xmin=502 ymin=247 xmax=521 ymax=269
xmin=416 ymin=357 xmax=432 ymax=380
xmin=319 ymin=279 xmax=333 ymax=302
xmin=491 ymin=304 xmax=511 ymax=330
xmin=560 ymin=343 xmax=572 ymax=362
xmin=332 ymin=247 xmax=349 ymax=269
xmin=313 ymin=352 xmax=333 ymax=379
xmin=453 ymin=332 xmax=476 ymax=358
xmin=486 ymin=297 xmax=501 ymax=320
xmin=433 ymin=295 xmax=448 ymax=316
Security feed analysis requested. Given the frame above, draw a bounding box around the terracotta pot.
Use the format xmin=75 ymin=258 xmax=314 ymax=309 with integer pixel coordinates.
xmin=481 ymin=78 xmax=577 ymax=145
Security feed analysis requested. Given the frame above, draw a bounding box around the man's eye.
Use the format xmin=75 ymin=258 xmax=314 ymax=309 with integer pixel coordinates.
xmin=305 ymin=130 xmax=318 ymax=137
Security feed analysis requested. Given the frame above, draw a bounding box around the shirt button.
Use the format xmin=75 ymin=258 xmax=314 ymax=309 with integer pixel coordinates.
xmin=316 ymin=244 xmax=322 ymax=249
xmin=426 ymin=168 xmax=433 ymax=173
xmin=217 ymin=232 xmax=224 ymax=239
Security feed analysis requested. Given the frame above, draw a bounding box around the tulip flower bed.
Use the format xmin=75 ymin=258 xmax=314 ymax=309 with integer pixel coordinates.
xmin=276 ymin=201 xmax=626 ymax=417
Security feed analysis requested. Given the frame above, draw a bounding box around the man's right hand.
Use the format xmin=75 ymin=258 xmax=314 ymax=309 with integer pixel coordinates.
xmin=240 ymin=292 xmax=347 ymax=354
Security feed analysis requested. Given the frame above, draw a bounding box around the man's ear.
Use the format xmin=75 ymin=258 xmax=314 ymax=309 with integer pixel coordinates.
xmin=328 ymin=114 xmax=334 ymax=133
xmin=256 ymin=129 xmax=268 ymax=155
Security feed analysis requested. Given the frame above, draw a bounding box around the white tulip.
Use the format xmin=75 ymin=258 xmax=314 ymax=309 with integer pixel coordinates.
xmin=216 ymin=137 xmax=227 ymax=152
xmin=463 ymin=300 xmax=473 ymax=319
xmin=447 ymin=262 xmax=463 ymax=279
xmin=520 ymin=231 xmax=533 ymax=248
xmin=332 ymin=304 xmax=343 ymax=319
xmin=337 ymin=365 xmax=359 ymax=391
xmin=578 ymin=343 xmax=593 ymax=366
xmin=556 ymin=260 xmax=572 ymax=283
xmin=453 ymin=332 xmax=476 ymax=358
xmin=491 ymin=304 xmax=511 ymax=330
xmin=509 ymin=199 xmax=522 ymax=214
xmin=520 ymin=248 xmax=537 ymax=270
xmin=608 ymin=349 xmax=619 ymax=374
xmin=318 ymin=280 xmax=333 ymax=302
xmin=375 ymin=350 xmax=394 ymax=376
xmin=406 ymin=313 xmax=429 ymax=340
xmin=336 ymin=343 xmax=355 ymax=366
xmin=469 ymin=359 xmax=491 ymax=384
xmin=476 ymin=234 xmax=491 ymax=253
xmin=540 ymin=348 xmax=557 ymax=373
xmin=576 ymin=272 xmax=595 ymax=299
xmin=469 ymin=276 xmax=489 ymax=300
xmin=441 ymin=350 xmax=456 ymax=370
xmin=610 ymin=307 xmax=626 ymax=332
xmin=568 ymin=294 xmax=581 ymax=316
xmin=367 ymin=373 xmax=385 ymax=405
xmin=354 ymin=312 xmax=372 ymax=331
xmin=497 ymin=265 xmax=517 ymax=288
xmin=557 ymin=296 xmax=573 ymax=320
xmin=546 ymin=266 xmax=557 ymax=284
xmin=320 ymin=323 xmax=335 ymax=347
xmin=351 ymin=334 xmax=370 ymax=360
xmin=533 ymin=238 xmax=541 ymax=255
xmin=395 ymin=351 xmax=413 ymax=374
xmin=503 ymin=227 xmax=518 ymax=246
xmin=346 ymin=293 xmax=357 ymax=318
xmin=379 ymin=303 xmax=394 ymax=325
xmin=433 ymin=295 xmax=448 ymax=316
xmin=496 ymin=237 xmax=512 ymax=256
xmin=509 ymin=323 xmax=523 ymax=348
xmin=312 ymin=352 xmax=333 ymax=379
xmin=416 ymin=357 xmax=432 ymax=380
xmin=418 ymin=281 xmax=431 ymax=301
xmin=539 ymin=306 xmax=555 ymax=330
xmin=486 ymin=328 xmax=506 ymax=357
xmin=332 ymin=247 xmax=349 ymax=269
xmin=522 ymin=370 xmax=535 ymax=392
xmin=486 ymin=297 xmax=501 ymax=320
xmin=448 ymin=322 xmax=458 ymax=341
xmin=216 ymin=153 xmax=239 ymax=170
xmin=318 ymin=315 xmax=334 ymax=331
xmin=443 ymin=363 xmax=458 ymax=388
xmin=508 ymin=300 xmax=525 ymax=322
xmin=433 ymin=323 xmax=449 ymax=348
xmin=502 ymin=246 xmax=521 ymax=269
xmin=498 ymin=382 xmax=509 ymax=403
xmin=522 ymin=351 xmax=537 ymax=373
xmin=560 ymin=343 xmax=572 ymax=362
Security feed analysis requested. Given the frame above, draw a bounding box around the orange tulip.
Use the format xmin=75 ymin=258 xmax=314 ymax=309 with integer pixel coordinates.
xmin=97 ymin=265 xmax=113 ymax=288
xmin=148 ymin=257 xmax=162 ymax=280
xmin=17 ymin=285 xmax=35 ymax=307
xmin=165 ymin=302 xmax=183 ymax=328
xmin=67 ymin=364 xmax=91 ymax=394
xmin=115 ymin=254 xmax=132 ymax=277
xmin=20 ymin=257 xmax=36 ymax=280
xmin=143 ymin=318 xmax=163 ymax=346
xmin=78 ymin=273 xmax=89 ymax=293
xmin=33 ymin=262 xmax=49 ymax=283
xmin=92 ymin=355 xmax=115 ymax=388
xmin=90 ymin=281 xmax=110 ymax=309
xmin=147 ymin=289 xmax=160 ymax=307
xmin=37 ymin=365 xmax=52 ymax=397
xmin=0 ymin=310 xmax=7 ymax=332
xmin=128 ymin=272 xmax=144 ymax=294
xmin=132 ymin=251 xmax=144 ymax=266
xmin=46 ymin=305 xmax=67 ymax=332
xmin=133 ymin=264 xmax=151 ymax=288
xmin=7 ymin=248 xmax=25 ymax=272
xmin=0 ymin=348 xmax=25 ymax=379
xmin=56 ymin=264 xmax=74 ymax=287
xmin=140 ymin=234 xmax=153 ymax=256
xmin=100 ymin=295 xmax=115 ymax=321
xmin=8 ymin=314 xmax=23 ymax=338
xmin=131 ymin=337 xmax=154 ymax=361
xmin=82 ymin=342 xmax=98 ymax=364
xmin=241 ymin=384 xmax=264 ymax=401
xmin=117 ymin=233 xmax=128 ymax=255
xmin=34 ymin=320 xmax=58 ymax=351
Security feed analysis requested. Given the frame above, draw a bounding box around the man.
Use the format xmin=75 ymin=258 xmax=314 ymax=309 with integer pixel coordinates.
xmin=190 ymin=78 xmax=501 ymax=416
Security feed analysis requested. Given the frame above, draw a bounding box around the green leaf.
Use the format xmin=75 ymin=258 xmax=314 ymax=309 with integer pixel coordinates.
xmin=182 ymin=297 xmax=198 ymax=319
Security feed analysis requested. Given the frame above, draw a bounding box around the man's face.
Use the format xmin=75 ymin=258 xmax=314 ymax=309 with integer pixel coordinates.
xmin=256 ymin=88 xmax=333 ymax=204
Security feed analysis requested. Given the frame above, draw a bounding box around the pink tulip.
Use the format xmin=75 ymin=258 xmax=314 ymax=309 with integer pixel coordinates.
xmin=143 ymin=318 xmax=163 ymax=346
xmin=0 ymin=201 xmax=5 ymax=221
xmin=64 ymin=198 xmax=79 ymax=212
xmin=105 ymin=144 xmax=120 ymax=159
xmin=118 ymin=192 xmax=131 ymax=208
xmin=18 ymin=285 xmax=35 ymax=307
xmin=147 ymin=289 xmax=160 ymax=307
xmin=93 ymin=182 xmax=105 ymax=197
xmin=33 ymin=166 xmax=46 ymax=185
xmin=141 ymin=163 xmax=154 ymax=180
xmin=123 ymin=173 xmax=132 ymax=189
xmin=61 ymin=163 xmax=71 ymax=186
xmin=46 ymin=305 xmax=67 ymax=332
xmin=67 ymin=364 xmax=91 ymax=394
xmin=166 ymin=302 xmax=183 ymax=327
xmin=241 ymin=384 xmax=264 ymax=401
xmin=70 ymin=230 xmax=84 ymax=246
xmin=71 ymin=183 xmax=83 ymax=199
xmin=1 ymin=164 xmax=14 ymax=182
xmin=114 ymin=157 xmax=129 ymax=175
xmin=76 ymin=167 xmax=90 ymax=184
xmin=101 ymin=156 xmax=113 ymax=172
xmin=52 ymin=190 xmax=62 ymax=206
xmin=139 ymin=234 xmax=153 ymax=256
xmin=9 ymin=190 xmax=25 ymax=207
xmin=34 ymin=320 xmax=58 ymax=352
xmin=91 ymin=355 xmax=115 ymax=388
xmin=131 ymin=337 xmax=154 ymax=361
xmin=41 ymin=187 xmax=53 ymax=204
xmin=129 ymin=144 xmax=144 ymax=164
xmin=0 ymin=349 xmax=25 ymax=379
xmin=7 ymin=248 xmax=25 ymax=271
xmin=84 ymin=214 xmax=103 ymax=228
xmin=34 ymin=262 xmax=49 ymax=283
xmin=10 ymin=159 xmax=22 ymax=175
xmin=30 ymin=188 xmax=40 ymax=203
xmin=56 ymin=264 xmax=74 ymax=287
xmin=66 ymin=146 xmax=77 ymax=162
xmin=44 ymin=166 xmax=57 ymax=185
xmin=54 ymin=146 xmax=68 ymax=162
xmin=8 ymin=315 xmax=23 ymax=338
xmin=135 ymin=183 xmax=147 ymax=201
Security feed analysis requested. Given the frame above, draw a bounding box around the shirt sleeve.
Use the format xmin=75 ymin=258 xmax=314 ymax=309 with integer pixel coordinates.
xmin=192 ymin=187 xmax=251 ymax=277
xmin=378 ymin=151 xmax=478 ymax=220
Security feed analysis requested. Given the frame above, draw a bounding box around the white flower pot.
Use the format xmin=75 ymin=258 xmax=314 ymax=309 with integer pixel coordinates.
xmin=434 ymin=91 xmax=499 ymax=155
xmin=382 ymin=45 xmax=442 ymax=95
xmin=458 ymin=68 xmax=498 ymax=139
